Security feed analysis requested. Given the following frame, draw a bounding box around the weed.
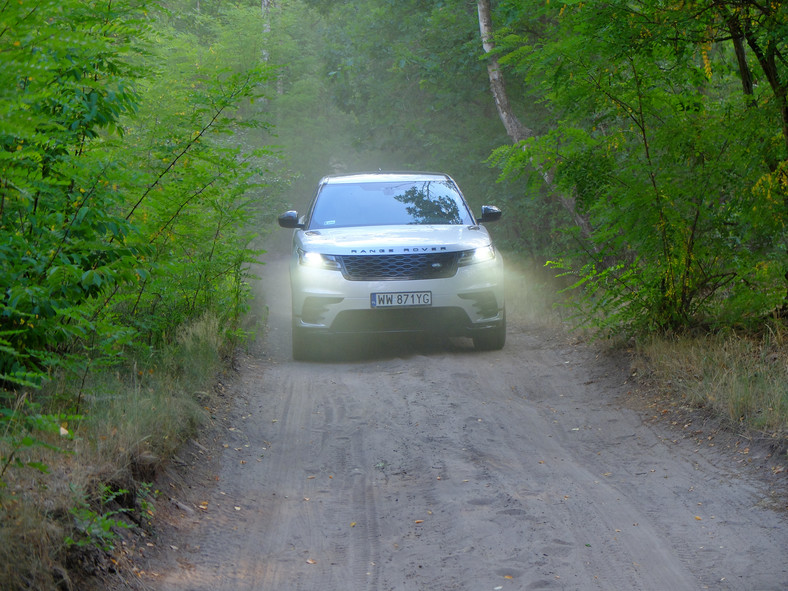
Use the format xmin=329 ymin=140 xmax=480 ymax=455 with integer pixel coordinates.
xmin=64 ymin=484 xmax=131 ymax=552
xmin=137 ymin=481 xmax=157 ymax=524
xmin=0 ymin=394 xmax=77 ymax=487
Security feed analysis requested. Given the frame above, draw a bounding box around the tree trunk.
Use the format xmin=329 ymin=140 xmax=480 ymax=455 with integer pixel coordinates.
xmin=475 ymin=0 xmax=593 ymax=239
xmin=742 ymin=19 xmax=788 ymax=158
xmin=727 ymin=15 xmax=754 ymax=97
xmin=476 ymin=0 xmax=530 ymax=143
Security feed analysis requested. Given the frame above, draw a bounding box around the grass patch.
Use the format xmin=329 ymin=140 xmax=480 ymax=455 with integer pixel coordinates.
xmin=0 ymin=314 xmax=229 ymax=591
xmin=636 ymin=321 xmax=788 ymax=436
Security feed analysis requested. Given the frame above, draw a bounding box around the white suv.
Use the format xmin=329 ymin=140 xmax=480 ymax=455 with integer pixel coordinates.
xmin=278 ymin=172 xmax=505 ymax=360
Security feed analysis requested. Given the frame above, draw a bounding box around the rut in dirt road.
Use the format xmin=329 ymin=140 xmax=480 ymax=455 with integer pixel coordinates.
xmin=146 ymin=249 xmax=788 ymax=591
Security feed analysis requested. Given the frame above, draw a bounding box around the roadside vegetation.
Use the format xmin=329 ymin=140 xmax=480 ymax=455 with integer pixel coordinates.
xmin=1 ymin=1 xmax=279 ymax=588
xmin=637 ymin=323 xmax=787 ymax=436
xmin=1 ymin=0 xmax=785 ymax=589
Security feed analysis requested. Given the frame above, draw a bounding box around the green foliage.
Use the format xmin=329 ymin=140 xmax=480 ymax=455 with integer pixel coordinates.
xmin=492 ymin=0 xmax=788 ymax=334
xmin=136 ymin=481 xmax=157 ymax=524
xmin=1 ymin=0 xmax=151 ymax=385
xmin=113 ymin=19 xmax=273 ymax=339
xmin=0 ymin=23 xmax=276 ymax=584
xmin=0 ymin=393 xmax=77 ymax=487
xmin=1 ymin=0 xmax=276 ymax=395
xmin=0 ymin=1 xmax=277 ymax=587
xmin=64 ymin=485 xmax=131 ymax=552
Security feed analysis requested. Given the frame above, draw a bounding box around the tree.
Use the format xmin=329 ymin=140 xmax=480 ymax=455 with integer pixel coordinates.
xmin=1 ymin=0 xmax=275 ymax=389
xmin=476 ymin=0 xmax=529 ymax=143
xmin=484 ymin=0 xmax=786 ymax=332
xmin=476 ymin=0 xmax=593 ymax=240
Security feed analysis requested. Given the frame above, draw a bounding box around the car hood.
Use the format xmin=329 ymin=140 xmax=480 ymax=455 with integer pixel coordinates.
xmin=297 ymin=225 xmax=492 ymax=255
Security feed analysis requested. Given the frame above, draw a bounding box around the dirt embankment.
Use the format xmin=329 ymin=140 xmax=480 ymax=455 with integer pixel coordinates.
xmin=124 ymin=245 xmax=786 ymax=591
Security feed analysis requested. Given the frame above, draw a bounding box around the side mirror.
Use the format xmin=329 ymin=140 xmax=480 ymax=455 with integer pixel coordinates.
xmin=278 ymin=210 xmax=303 ymax=229
xmin=479 ymin=205 xmax=502 ymax=223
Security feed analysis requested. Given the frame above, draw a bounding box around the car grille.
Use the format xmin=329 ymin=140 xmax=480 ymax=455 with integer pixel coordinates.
xmin=339 ymin=252 xmax=460 ymax=281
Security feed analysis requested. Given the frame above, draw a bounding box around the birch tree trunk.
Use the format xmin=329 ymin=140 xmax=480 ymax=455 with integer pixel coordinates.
xmin=261 ymin=0 xmax=271 ymax=62
xmin=476 ymin=0 xmax=530 ymax=143
xmin=261 ymin=1 xmax=284 ymax=95
xmin=476 ymin=0 xmax=592 ymax=238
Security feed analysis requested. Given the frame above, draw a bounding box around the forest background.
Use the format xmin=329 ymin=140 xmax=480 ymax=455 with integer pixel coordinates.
xmin=1 ymin=0 xmax=786 ymax=589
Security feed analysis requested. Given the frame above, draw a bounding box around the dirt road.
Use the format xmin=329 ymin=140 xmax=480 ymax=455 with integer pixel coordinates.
xmin=144 ymin=244 xmax=787 ymax=591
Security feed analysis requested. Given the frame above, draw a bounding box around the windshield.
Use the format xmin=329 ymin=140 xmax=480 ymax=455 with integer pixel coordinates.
xmin=307 ymin=180 xmax=474 ymax=229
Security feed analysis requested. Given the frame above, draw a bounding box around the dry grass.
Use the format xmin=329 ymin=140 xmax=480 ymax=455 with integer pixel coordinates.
xmin=0 ymin=313 xmax=227 ymax=591
xmin=0 ymin=498 xmax=67 ymax=590
xmin=636 ymin=321 xmax=788 ymax=436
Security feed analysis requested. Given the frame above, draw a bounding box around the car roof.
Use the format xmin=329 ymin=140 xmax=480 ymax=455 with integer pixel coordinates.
xmin=320 ymin=172 xmax=452 ymax=185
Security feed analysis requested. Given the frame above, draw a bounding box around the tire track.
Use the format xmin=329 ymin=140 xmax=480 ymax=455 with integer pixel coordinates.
xmin=148 ymin=247 xmax=788 ymax=591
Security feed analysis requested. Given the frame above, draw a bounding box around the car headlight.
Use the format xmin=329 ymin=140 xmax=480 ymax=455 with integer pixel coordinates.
xmin=458 ymin=245 xmax=496 ymax=266
xmin=297 ymin=249 xmax=341 ymax=270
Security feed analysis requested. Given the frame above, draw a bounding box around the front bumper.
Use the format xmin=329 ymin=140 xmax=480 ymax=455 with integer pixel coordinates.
xmin=290 ymin=256 xmax=505 ymax=337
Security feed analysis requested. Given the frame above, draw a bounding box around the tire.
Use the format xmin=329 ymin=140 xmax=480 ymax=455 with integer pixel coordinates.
xmin=472 ymin=311 xmax=506 ymax=351
xmin=292 ymin=324 xmax=316 ymax=361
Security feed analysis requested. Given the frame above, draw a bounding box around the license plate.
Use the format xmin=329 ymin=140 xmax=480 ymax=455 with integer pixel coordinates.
xmin=370 ymin=291 xmax=432 ymax=308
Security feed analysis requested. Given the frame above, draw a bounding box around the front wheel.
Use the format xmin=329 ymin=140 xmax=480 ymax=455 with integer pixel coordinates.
xmin=292 ymin=324 xmax=317 ymax=361
xmin=472 ymin=312 xmax=506 ymax=351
